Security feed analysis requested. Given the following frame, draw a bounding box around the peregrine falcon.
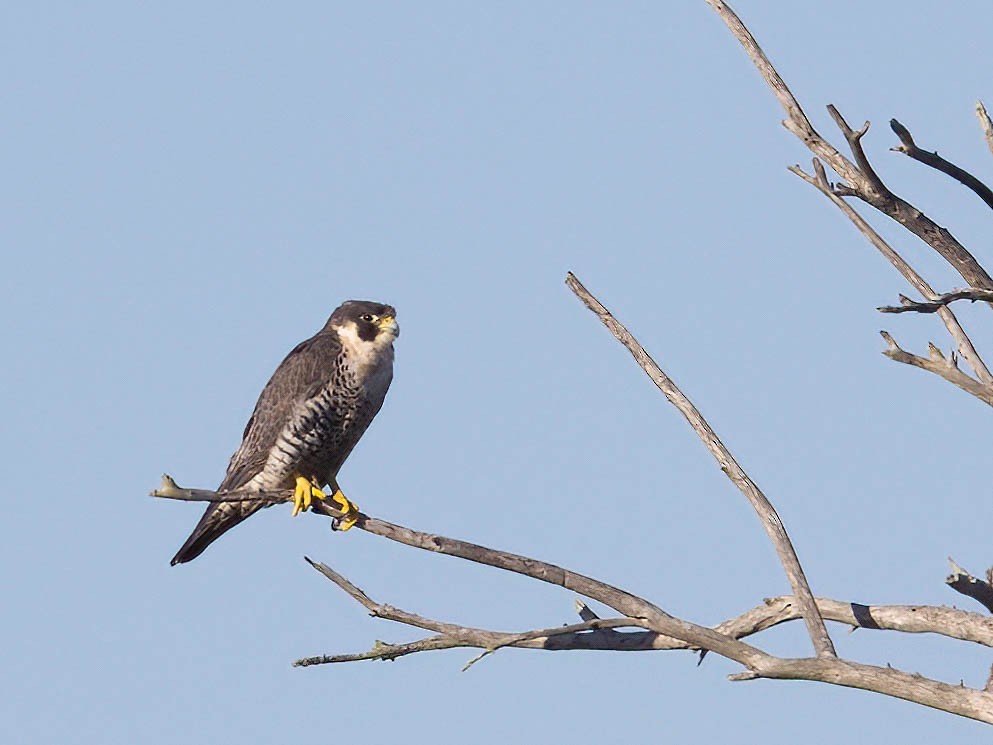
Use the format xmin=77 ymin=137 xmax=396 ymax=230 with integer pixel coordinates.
xmin=170 ymin=300 xmax=398 ymax=565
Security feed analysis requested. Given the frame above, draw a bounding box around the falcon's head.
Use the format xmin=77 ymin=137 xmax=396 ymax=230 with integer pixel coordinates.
xmin=327 ymin=300 xmax=399 ymax=350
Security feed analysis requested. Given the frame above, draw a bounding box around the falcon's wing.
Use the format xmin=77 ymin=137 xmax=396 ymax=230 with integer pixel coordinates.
xmin=170 ymin=330 xmax=342 ymax=565
xmin=219 ymin=331 xmax=343 ymax=491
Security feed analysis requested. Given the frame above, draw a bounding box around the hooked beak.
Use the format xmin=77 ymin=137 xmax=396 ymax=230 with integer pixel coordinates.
xmin=378 ymin=315 xmax=399 ymax=339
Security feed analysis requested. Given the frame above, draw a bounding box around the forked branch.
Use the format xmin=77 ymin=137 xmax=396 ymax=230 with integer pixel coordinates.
xmin=154 ymin=477 xmax=993 ymax=722
xmin=788 ymin=161 xmax=993 ymax=386
xmin=704 ymin=0 xmax=993 ymax=290
xmin=294 ymin=563 xmax=993 ymax=668
xmin=879 ymin=288 xmax=993 ymax=315
xmin=879 ymin=332 xmax=993 ymax=407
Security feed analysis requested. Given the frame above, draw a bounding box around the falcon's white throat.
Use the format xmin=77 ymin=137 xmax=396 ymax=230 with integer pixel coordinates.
xmin=334 ymin=320 xmax=397 ymax=378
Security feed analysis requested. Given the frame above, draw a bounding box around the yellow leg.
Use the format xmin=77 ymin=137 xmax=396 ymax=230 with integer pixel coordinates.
xmin=330 ymin=489 xmax=360 ymax=531
xmin=292 ymin=476 xmax=327 ymax=517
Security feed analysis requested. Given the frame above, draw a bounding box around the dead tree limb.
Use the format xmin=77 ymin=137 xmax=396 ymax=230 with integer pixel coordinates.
xmin=789 ymin=161 xmax=993 ymax=386
xmin=703 ymin=0 xmax=993 ymax=291
xmin=293 ymin=564 xmax=993 ymax=667
xmin=565 ymin=273 xmax=835 ymax=658
xmin=889 ymin=119 xmax=993 ymax=211
xmin=154 ymin=475 xmax=993 ymax=722
xmin=879 ymin=332 xmax=993 ymax=407
xmin=879 ymin=288 xmax=993 ymax=315
xmin=154 ymin=479 xmax=993 ymax=654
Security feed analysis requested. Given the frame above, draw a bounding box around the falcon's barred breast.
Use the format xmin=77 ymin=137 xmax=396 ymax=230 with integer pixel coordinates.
xmin=171 ymin=300 xmax=398 ymax=565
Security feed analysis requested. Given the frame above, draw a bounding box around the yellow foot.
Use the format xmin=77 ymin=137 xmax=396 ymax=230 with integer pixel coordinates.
xmin=292 ymin=476 xmax=326 ymax=517
xmin=330 ymin=489 xmax=360 ymax=531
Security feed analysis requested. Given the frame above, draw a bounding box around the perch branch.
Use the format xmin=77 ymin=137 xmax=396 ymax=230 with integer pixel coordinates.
xmin=153 ymin=478 xmax=770 ymax=667
xmin=155 ymin=478 xmax=993 ymax=721
xmin=890 ymin=119 xmax=993 ymax=211
xmin=564 ymin=272 xmax=836 ymax=658
xmin=156 ymin=475 xmax=993 ymax=651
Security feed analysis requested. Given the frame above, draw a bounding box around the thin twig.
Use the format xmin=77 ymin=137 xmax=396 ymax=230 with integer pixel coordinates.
xmin=564 ymin=272 xmax=836 ymax=658
xmin=301 ymin=557 xmax=650 ymax=672
xmin=879 ymin=288 xmax=993 ymax=314
xmin=890 ymin=119 xmax=993 ymax=211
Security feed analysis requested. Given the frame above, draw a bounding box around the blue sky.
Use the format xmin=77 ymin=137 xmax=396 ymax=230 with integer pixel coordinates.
xmin=4 ymin=1 xmax=993 ymax=742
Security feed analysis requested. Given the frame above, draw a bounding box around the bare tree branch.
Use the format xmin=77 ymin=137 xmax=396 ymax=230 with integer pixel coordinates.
xmin=704 ymin=0 xmax=993 ymax=291
xmin=295 ymin=558 xmax=653 ymax=670
xmin=563 ymin=272 xmax=836 ymax=658
xmin=298 ymin=564 xmax=993 ymax=663
xmin=879 ymin=288 xmax=993 ymax=315
xmin=879 ymin=332 xmax=993 ymax=406
xmin=161 ymin=476 xmax=993 ymax=652
xmin=154 ymin=476 xmax=772 ymax=666
xmin=827 ymin=106 xmax=890 ymax=198
xmin=700 ymin=1 xmax=859 ymax=186
xmin=156 ymin=476 xmax=993 ymax=721
xmin=292 ymin=588 xmax=993 ymax=667
xmin=890 ymin=119 xmax=993 ymax=211
xmin=789 ymin=161 xmax=993 ymax=384
xmin=729 ymin=657 xmax=993 ymax=721
xmin=158 ymin=471 xmax=993 ymax=656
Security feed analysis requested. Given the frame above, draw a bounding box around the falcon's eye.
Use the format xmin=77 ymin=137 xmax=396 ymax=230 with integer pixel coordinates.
xmin=360 ymin=314 xmax=375 ymax=322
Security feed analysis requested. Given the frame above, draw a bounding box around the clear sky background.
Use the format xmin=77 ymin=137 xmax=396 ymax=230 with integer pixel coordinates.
xmin=4 ymin=2 xmax=993 ymax=742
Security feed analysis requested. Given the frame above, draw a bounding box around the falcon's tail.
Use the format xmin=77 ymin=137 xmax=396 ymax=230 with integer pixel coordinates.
xmin=170 ymin=501 xmax=264 ymax=565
